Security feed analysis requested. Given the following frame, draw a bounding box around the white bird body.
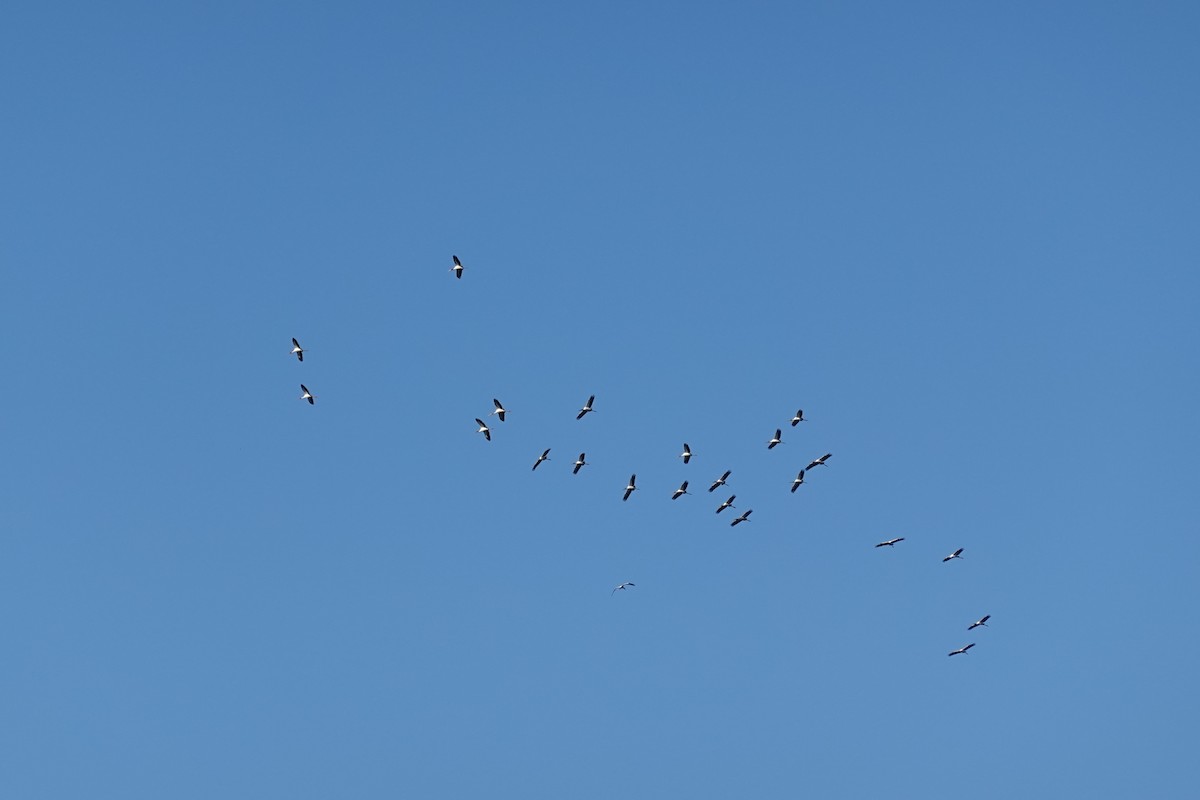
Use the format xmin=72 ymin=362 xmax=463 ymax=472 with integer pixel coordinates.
xmin=573 ymin=453 xmax=589 ymax=474
xmin=790 ymin=470 xmax=805 ymax=493
xmin=790 ymin=408 xmax=805 ymax=426
xmin=968 ymin=615 xmax=991 ymax=630
xmin=948 ymin=643 xmax=976 ymax=657
xmin=671 ymin=481 xmax=690 ymax=500
xmin=716 ymin=495 xmax=736 ymax=514
xmin=767 ymin=429 xmax=783 ymax=449
xmin=805 ymin=453 xmax=832 ymax=470
xmin=290 ymin=338 xmax=305 ymax=362
xmin=875 ymin=537 xmax=905 ymax=548
xmin=612 ymin=582 xmax=635 ymax=595
xmin=943 ymin=548 xmax=964 ymax=562
xmin=489 ymin=398 xmax=507 ymax=421
xmin=679 ymin=443 xmax=692 ymax=464
xmin=576 ymin=394 xmax=596 ymax=420
xmin=623 ymin=474 xmax=638 ymax=501
xmin=731 ymin=509 xmax=752 ymax=527
xmin=475 ymin=418 xmax=491 ymax=441
xmin=532 ymin=448 xmax=551 ymax=471
xmin=450 ymin=254 xmax=464 ymax=279
xmin=300 ymin=384 xmax=315 ymax=405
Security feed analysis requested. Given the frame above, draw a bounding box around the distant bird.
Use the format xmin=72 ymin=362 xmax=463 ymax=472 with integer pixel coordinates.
xmin=612 ymin=581 xmax=635 ymax=595
xmin=730 ymin=509 xmax=753 ymax=527
xmin=300 ymin=384 xmax=315 ymax=405
xmin=572 ymin=453 xmax=589 ymax=474
xmin=767 ymin=429 xmax=783 ymax=449
xmin=679 ymin=443 xmax=692 ymax=464
xmin=790 ymin=470 xmax=806 ymax=493
xmin=968 ymin=614 xmax=991 ymax=631
xmin=671 ymin=481 xmax=690 ymax=500
xmin=805 ymin=453 xmax=833 ymax=470
xmin=948 ymin=643 xmax=976 ymax=657
xmin=489 ymin=398 xmax=507 ymax=421
xmin=708 ymin=470 xmax=731 ymax=493
xmin=475 ymin=418 xmax=491 ymax=441
xmin=790 ymin=408 xmax=805 ymax=426
xmin=532 ymin=448 xmax=551 ymax=471
xmin=942 ymin=548 xmax=964 ymax=562
xmin=622 ymin=474 xmax=638 ymax=501
xmin=450 ymin=254 xmax=464 ymax=279
xmin=875 ymin=537 xmax=905 ymax=548
xmin=716 ymin=495 xmax=736 ymax=514
xmin=576 ymin=394 xmax=596 ymax=420
xmin=290 ymin=338 xmax=305 ymax=362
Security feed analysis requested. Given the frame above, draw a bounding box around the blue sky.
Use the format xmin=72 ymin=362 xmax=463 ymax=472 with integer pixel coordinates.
xmin=2 ymin=2 xmax=1198 ymax=797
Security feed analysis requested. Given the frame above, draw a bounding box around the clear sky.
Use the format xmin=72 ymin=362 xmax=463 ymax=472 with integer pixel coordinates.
xmin=2 ymin=2 xmax=1198 ymax=798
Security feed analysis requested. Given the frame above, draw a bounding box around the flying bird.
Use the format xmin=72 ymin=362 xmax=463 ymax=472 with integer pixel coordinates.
xmin=730 ymin=509 xmax=753 ymax=527
xmin=767 ymin=429 xmax=783 ymax=449
xmin=790 ymin=470 xmax=806 ymax=493
xmin=290 ymin=338 xmax=304 ymax=362
xmin=671 ymin=481 xmax=690 ymax=500
xmin=948 ymin=643 xmax=976 ymax=657
xmin=943 ymin=548 xmax=964 ymax=562
xmin=475 ymin=418 xmax=491 ymax=441
xmin=716 ymin=495 xmax=736 ymax=514
xmin=968 ymin=615 xmax=991 ymax=631
xmin=679 ymin=443 xmax=692 ymax=464
xmin=622 ymin=474 xmax=638 ymax=501
xmin=576 ymin=394 xmax=596 ymax=420
xmin=875 ymin=537 xmax=905 ymax=548
xmin=790 ymin=408 xmax=805 ymax=426
xmin=708 ymin=470 xmax=731 ymax=492
xmin=532 ymin=448 xmax=551 ymax=471
xmin=300 ymin=384 xmax=315 ymax=405
xmin=572 ymin=453 xmax=589 ymax=474
xmin=805 ymin=453 xmax=833 ymax=470
xmin=489 ymin=398 xmax=507 ymax=421
xmin=450 ymin=254 xmax=464 ymax=279
xmin=612 ymin=582 xmax=635 ymax=595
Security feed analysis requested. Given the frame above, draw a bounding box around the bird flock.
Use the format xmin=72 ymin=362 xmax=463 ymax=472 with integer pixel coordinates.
xmin=287 ymin=256 xmax=993 ymax=660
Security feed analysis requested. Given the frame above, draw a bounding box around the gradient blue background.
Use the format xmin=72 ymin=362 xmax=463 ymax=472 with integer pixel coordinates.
xmin=2 ymin=2 xmax=1198 ymax=797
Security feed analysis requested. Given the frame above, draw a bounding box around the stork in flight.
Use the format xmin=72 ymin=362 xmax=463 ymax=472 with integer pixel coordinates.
xmin=805 ymin=453 xmax=832 ymax=470
xmin=300 ymin=384 xmax=315 ymax=405
xmin=290 ymin=338 xmax=305 ymax=362
xmin=790 ymin=408 xmax=805 ymax=426
xmin=708 ymin=470 xmax=731 ymax=493
xmin=968 ymin=615 xmax=991 ymax=631
xmin=450 ymin=254 xmax=464 ymax=279
xmin=532 ymin=448 xmax=551 ymax=471
xmin=475 ymin=418 xmax=491 ymax=441
xmin=730 ymin=509 xmax=752 ymax=527
xmin=948 ymin=643 xmax=976 ymax=657
xmin=790 ymin=470 xmax=806 ymax=493
xmin=622 ymin=474 xmax=638 ymax=501
xmin=875 ymin=537 xmax=905 ymax=548
xmin=671 ymin=481 xmax=690 ymax=500
xmin=572 ymin=453 xmax=589 ymax=474
xmin=942 ymin=548 xmax=964 ymax=562
xmin=489 ymin=398 xmax=507 ymax=421
xmin=612 ymin=582 xmax=635 ymax=595
xmin=716 ymin=495 xmax=736 ymax=514
xmin=679 ymin=443 xmax=692 ymax=464
xmin=767 ymin=429 xmax=783 ymax=449
xmin=576 ymin=394 xmax=596 ymax=420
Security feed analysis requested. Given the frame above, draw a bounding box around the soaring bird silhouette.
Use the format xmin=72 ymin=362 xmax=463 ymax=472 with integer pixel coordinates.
xmin=790 ymin=470 xmax=806 ymax=493
xmin=622 ymin=474 xmax=638 ymax=501
xmin=576 ymin=395 xmax=596 ymax=420
xmin=767 ymin=429 xmax=783 ymax=449
xmin=679 ymin=443 xmax=692 ymax=464
xmin=943 ymin=548 xmax=964 ymax=562
xmin=532 ymin=448 xmax=551 ymax=471
xmin=290 ymin=338 xmax=305 ymax=362
xmin=790 ymin=408 xmax=805 ymax=426
xmin=805 ymin=453 xmax=832 ymax=470
xmin=968 ymin=615 xmax=991 ymax=631
xmin=612 ymin=582 xmax=635 ymax=595
xmin=948 ymin=643 xmax=976 ymax=657
xmin=489 ymin=398 xmax=507 ymax=421
xmin=671 ymin=481 xmax=690 ymax=500
xmin=450 ymin=254 xmax=464 ymax=279
xmin=875 ymin=537 xmax=905 ymax=548
xmin=475 ymin=418 xmax=491 ymax=441
xmin=300 ymin=384 xmax=315 ymax=405
xmin=716 ymin=495 xmax=736 ymax=514
xmin=572 ymin=453 xmax=589 ymax=474
xmin=708 ymin=470 xmax=731 ymax=493
xmin=730 ymin=509 xmax=752 ymax=527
